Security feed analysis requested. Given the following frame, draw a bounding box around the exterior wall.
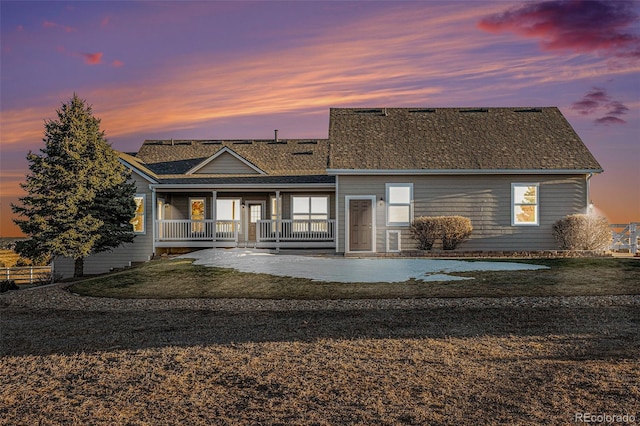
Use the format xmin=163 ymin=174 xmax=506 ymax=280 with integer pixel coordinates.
xmin=337 ymin=174 xmax=588 ymax=253
xmin=196 ymin=152 xmax=260 ymax=174
xmin=54 ymin=172 xmax=155 ymax=278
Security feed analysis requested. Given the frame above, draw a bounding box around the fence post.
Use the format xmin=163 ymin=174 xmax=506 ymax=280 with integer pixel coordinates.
xmin=631 ymin=223 xmax=638 ymax=255
xmin=30 ymin=266 xmax=34 ymax=284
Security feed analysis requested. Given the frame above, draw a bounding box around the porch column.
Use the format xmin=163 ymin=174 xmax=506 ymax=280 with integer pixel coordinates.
xmin=211 ymin=191 xmax=217 ymax=243
xmin=151 ymin=187 xmax=157 ymax=254
xmin=275 ymin=190 xmax=281 ymax=251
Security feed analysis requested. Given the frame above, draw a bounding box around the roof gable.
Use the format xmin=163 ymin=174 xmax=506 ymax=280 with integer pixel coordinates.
xmin=135 ymin=139 xmax=329 ymax=177
xmin=186 ymin=147 xmax=265 ymax=175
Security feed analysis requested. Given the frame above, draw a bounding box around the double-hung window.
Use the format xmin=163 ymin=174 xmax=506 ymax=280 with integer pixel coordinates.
xmin=131 ymin=194 xmax=146 ymax=234
xmin=512 ymin=183 xmax=539 ymax=226
xmin=292 ymin=196 xmax=329 ymax=232
xmin=386 ymin=183 xmax=413 ymax=226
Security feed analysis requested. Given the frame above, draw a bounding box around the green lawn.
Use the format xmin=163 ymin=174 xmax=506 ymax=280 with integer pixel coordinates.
xmin=69 ymin=257 xmax=640 ymax=299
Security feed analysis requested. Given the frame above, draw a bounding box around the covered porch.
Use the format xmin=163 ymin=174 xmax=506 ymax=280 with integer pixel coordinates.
xmin=150 ymin=182 xmax=336 ymax=252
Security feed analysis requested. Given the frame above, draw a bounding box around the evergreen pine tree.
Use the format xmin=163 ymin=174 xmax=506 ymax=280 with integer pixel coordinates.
xmin=11 ymin=94 xmax=137 ymax=277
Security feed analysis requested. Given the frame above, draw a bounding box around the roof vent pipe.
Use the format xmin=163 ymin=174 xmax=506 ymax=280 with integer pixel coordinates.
xmin=274 ymin=129 xmax=279 ymax=142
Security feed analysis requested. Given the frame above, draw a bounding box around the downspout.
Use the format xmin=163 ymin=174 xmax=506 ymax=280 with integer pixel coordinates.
xmin=586 ymin=173 xmax=593 ymax=212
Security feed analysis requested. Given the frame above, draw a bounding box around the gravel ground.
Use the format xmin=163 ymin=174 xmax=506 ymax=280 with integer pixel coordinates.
xmin=2 ymin=282 xmax=638 ymax=312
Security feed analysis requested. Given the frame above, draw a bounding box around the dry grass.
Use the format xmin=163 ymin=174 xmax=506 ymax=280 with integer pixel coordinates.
xmin=0 ymin=249 xmax=21 ymax=268
xmin=69 ymin=257 xmax=640 ymax=299
xmin=1 ymin=304 xmax=639 ymax=425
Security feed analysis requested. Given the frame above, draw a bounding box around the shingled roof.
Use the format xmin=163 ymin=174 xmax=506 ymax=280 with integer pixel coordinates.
xmin=134 ymin=139 xmax=329 ymax=178
xmin=327 ymin=107 xmax=602 ymax=171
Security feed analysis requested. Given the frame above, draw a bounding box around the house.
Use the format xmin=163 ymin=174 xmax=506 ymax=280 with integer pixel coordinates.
xmin=54 ymin=107 xmax=602 ymax=277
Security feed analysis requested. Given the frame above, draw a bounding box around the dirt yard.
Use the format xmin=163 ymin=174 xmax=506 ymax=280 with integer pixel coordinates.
xmin=1 ymin=284 xmax=639 ymax=425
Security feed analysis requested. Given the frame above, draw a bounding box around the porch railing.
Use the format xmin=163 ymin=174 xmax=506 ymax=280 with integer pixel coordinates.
xmin=257 ymin=219 xmax=335 ymax=242
xmin=155 ymin=220 xmax=240 ymax=241
xmin=155 ymin=219 xmax=335 ymax=243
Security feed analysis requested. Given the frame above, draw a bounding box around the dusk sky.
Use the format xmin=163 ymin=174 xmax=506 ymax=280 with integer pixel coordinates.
xmin=1 ymin=0 xmax=639 ymax=236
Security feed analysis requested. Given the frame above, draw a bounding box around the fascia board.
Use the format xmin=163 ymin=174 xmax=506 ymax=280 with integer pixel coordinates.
xmin=326 ymin=168 xmax=603 ymax=175
xmin=149 ymin=183 xmax=335 ymax=191
xmin=118 ymin=158 xmax=158 ymax=183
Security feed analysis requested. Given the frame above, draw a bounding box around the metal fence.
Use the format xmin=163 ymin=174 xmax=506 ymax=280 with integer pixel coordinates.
xmin=1 ymin=265 xmax=52 ymax=285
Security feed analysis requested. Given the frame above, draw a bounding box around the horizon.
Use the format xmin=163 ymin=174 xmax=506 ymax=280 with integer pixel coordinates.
xmin=2 ymin=0 xmax=639 ymax=236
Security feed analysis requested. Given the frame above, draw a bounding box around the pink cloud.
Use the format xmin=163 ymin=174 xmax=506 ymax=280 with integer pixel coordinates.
xmin=101 ymin=16 xmax=111 ymax=28
xmin=42 ymin=20 xmax=77 ymax=33
xmin=111 ymin=59 xmax=124 ymax=67
xmin=478 ymin=0 xmax=640 ymax=59
xmin=572 ymin=87 xmax=629 ymax=125
xmin=81 ymin=52 xmax=103 ymax=65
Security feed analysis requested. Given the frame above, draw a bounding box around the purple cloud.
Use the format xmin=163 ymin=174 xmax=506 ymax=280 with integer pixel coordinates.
xmin=478 ymin=0 xmax=640 ymax=59
xmin=572 ymin=87 xmax=629 ymax=125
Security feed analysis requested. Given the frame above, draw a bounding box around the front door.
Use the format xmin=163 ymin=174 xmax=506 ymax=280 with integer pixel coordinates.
xmin=349 ymin=199 xmax=373 ymax=251
xmin=249 ymin=204 xmax=262 ymax=241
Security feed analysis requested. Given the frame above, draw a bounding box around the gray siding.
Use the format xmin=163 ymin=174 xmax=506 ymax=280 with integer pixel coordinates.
xmin=337 ymin=174 xmax=587 ymax=253
xmin=55 ymin=172 xmax=155 ymax=278
xmin=196 ymin=152 xmax=260 ymax=174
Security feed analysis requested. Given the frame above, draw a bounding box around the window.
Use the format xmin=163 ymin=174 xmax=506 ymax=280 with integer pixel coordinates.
xmin=130 ymin=194 xmax=145 ymax=233
xmin=292 ymin=196 xmax=329 ymax=231
xmin=215 ymin=198 xmax=240 ymax=235
xmin=512 ymin=183 xmax=539 ymax=225
xmin=386 ymin=183 xmax=413 ymax=226
xmin=190 ymin=198 xmax=206 ymax=233
xmin=216 ymin=199 xmax=241 ymax=221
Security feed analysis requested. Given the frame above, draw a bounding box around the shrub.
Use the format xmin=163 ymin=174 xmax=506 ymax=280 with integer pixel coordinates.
xmin=410 ymin=217 xmax=440 ymax=250
xmin=439 ymin=216 xmax=473 ymax=250
xmin=411 ymin=216 xmax=473 ymax=250
xmin=0 ymin=280 xmax=18 ymax=293
xmin=553 ymin=214 xmax=611 ymax=250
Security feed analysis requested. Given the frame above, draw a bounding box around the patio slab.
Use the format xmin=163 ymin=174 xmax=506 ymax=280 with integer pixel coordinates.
xmin=182 ymin=249 xmax=548 ymax=283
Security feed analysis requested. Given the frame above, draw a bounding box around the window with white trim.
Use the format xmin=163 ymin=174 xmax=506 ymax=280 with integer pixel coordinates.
xmin=130 ymin=194 xmax=146 ymax=234
xmin=190 ymin=197 xmax=206 ymax=233
xmin=386 ymin=183 xmax=413 ymax=226
xmin=292 ymin=196 xmax=329 ymax=231
xmin=512 ymin=183 xmax=539 ymax=226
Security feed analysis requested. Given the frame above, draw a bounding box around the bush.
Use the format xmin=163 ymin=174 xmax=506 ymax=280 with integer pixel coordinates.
xmin=439 ymin=216 xmax=473 ymax=250
xmin=410 ymin=217 xmax=440 ymax=250
xmin=553 ymin=214 xmax=611 ymax=250
xmin=411 ymin=216 xmax=473 ymax=250
xmin=1 ymin=280 xmax=19 ymax=293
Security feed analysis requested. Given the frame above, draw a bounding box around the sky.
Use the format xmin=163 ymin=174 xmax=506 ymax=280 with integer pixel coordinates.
xmin=1 ymin=0 xmax=639 ymax=236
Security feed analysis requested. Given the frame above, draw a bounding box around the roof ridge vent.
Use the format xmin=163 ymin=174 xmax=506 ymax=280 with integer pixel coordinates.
xmin=354 ymin=108 xmax=386 ymax=115
xmin=459 ymin=108 xmax=488 ymax=113
xmin=409 ymin=109 xmax=436 ymax=113
xmin=293 ymin=151 xmax=313 ymax=155
xmin=514 ymin=108 xmax=542 ymax=113
xmin=297 ymin=140 xmax=318 ymax=145
xmin=232 ymin=140 xmax=253 ymax=145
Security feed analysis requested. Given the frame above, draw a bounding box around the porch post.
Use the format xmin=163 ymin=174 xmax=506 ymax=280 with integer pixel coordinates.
xmin=211 ymin=191 xmax=217 ymax=244
xmin=275 ymin=190 xmax=281 ymax=251
xmin=151 ymin=187 xmax=157 ymax=254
